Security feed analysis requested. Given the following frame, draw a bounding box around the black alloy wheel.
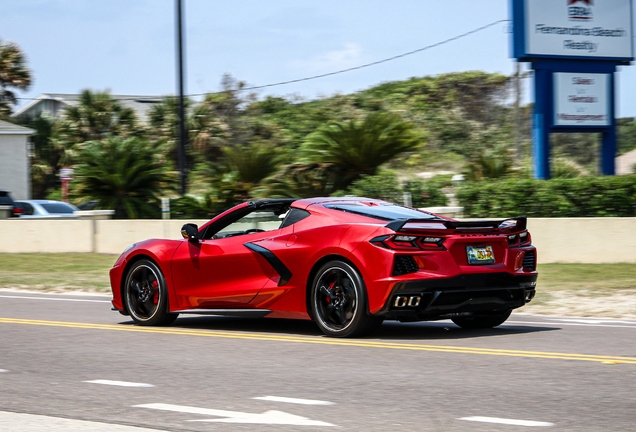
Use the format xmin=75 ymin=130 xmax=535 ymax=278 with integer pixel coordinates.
xmin=311 ymin=260 xmax=382 ymax=337
xmin=451 ymin=310 xmax=512 ymax=329
xmin=124 ymin=259 xmax=178 ymax=326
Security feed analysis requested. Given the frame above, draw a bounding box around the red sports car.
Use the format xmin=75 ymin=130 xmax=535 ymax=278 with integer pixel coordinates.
xmin=109 ymin=197 xmax=537 ymax=337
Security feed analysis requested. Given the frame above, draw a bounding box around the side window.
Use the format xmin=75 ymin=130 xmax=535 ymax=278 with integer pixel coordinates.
xmin=280 ymin=208 xmax=310 ymax=228
xmin=213 ymin=210 xmax=283 ymax=239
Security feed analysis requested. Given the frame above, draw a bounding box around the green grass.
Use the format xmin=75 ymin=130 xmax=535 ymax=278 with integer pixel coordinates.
xmin=537 ymin=264 xmax=636 ymax=292
xmin=0 ymin=253 xmax=117 ymax=293
xmin=0 ymin=254 xmax=634 ymax=300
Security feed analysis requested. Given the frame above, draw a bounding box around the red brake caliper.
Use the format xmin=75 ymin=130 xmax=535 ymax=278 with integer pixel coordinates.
xmin=326 ymin=281 xmax=335 ymax=303
xmin=152 ymin=280 xmax=159 ymax=304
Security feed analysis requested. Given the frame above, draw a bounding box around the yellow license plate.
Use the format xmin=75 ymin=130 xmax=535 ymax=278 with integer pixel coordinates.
xmin=467 ymin=245 xmax=495 ymax=265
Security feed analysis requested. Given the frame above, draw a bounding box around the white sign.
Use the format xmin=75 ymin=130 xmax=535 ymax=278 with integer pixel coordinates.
xmin=524 ymin=0 xmax=633 ymax=60
xmin=554 ymin=72 xmax=611 ymax=126
xmin=59 ymin=168 xmax=74 ymax=181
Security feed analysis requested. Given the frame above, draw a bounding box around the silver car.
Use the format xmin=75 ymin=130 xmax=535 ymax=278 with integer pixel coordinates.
xmin=14 ymin=200 xmax=79 ymax=219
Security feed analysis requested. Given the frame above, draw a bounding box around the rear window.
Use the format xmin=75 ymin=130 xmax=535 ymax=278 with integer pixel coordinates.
xmin=0 ymin=191 xmax=14 ymax=205
xmin=324 ymin=203 xmax=438 ymax=221
xmin=40 ymin=203 xmax=77 ymax=214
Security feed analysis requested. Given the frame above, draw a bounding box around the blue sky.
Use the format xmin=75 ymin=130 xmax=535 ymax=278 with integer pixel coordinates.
xmin=2 ymin=0 xmax=636 ymax=116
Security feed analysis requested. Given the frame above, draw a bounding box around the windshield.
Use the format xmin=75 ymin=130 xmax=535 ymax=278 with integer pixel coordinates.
xmin=324 ymin=203 xmax=438 ymax=221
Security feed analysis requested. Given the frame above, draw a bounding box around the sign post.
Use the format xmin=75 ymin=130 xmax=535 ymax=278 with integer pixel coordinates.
xmin=511 ymin=0 xmax=634 ymax=179
xmin=59 ymin=168 xmax=74 ymax=203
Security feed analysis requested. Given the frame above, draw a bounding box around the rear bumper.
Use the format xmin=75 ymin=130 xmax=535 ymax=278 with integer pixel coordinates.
xmin=376 ymin=273 xmax=537 ymax=321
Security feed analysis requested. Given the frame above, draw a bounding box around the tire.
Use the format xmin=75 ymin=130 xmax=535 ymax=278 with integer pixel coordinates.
xmin=451 ymin=310 xmax=512 ymax=329
xmin=310 ymin=260 xmax=383 ymax=338
xmin=124 ymin=259 xmax=178 ymax=326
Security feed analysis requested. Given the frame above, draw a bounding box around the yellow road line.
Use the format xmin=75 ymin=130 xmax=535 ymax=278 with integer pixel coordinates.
xmin=1 ymin=317 xmax=635 ymax=365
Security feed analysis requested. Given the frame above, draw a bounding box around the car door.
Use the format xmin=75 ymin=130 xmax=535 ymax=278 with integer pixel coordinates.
xmin=170 ymin=229 xmax=278 ymax=310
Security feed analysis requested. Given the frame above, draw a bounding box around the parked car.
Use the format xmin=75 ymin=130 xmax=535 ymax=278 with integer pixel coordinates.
xmin=109 ymin=197 xmax=538 ymax=338
xmin=0 ymin=190 xmax=19 ymax=217
xmin=14 ymin=200 xmax=80 ymax=218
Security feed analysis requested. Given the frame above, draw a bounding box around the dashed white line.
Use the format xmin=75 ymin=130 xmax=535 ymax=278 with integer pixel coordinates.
xmin=254 ymin=396 xmax=335 ymax=405
xmin=0 ymin=369 xmax=7 ymax=373
xmin=459 ymin=416 xmax=554 ymax=427
xmin=0 ymin=295 xmax=110 ymax=303
xmin=84 ymin=379 xmax=154 ymax=388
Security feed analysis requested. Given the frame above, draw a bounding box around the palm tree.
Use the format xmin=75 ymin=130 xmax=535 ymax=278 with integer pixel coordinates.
xmin=203 ymin=141 xmax=283 ymax=204
xmin=252 ymin=162 xmax=338 ymax=198
xmin=57 ymin=90 xmax=140 ymax=145
xmin=74 ymin=136 xmax=174 ymax=218
xmin=300 ymin=112 xmax=421 ymax=191
xmin=27 ymin=114 xmax=65 ymax=198
xmin=0 ymin=40 xmax=32 ymax=117
xmin=464 ymin=144 xmax=513 ymax=181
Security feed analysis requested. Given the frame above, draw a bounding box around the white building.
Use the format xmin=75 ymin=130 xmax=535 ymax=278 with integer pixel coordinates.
xmin=11 ymin=93 xmax=163 ymax=123
xmin=0 ymin=119 xmax=34 ymax=199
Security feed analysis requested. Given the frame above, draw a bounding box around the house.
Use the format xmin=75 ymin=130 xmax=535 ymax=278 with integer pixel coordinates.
xmin=0 ymin=119 xmax=34 ymax=199
xmin=11 ymin=93 xmax=164 ymax=123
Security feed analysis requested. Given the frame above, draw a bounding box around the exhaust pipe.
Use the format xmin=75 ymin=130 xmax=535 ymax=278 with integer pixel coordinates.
xmin=393 ymin=296 xmax=408 ymax=308
xmin=393 ymin=295 xmax=422 ymax=308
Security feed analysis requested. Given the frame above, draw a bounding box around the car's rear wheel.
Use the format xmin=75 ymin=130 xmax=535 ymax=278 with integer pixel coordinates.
xmin=451 ymin=310 xmax=512 ymax=329
xmin=124 ymin=259 xmax=178 ymax=326
xmin=311 ymin=260 xmax=383 ymax=338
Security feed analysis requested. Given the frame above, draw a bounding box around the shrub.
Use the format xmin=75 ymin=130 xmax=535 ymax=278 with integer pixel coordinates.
xmin=456 ymin=176 xmax=636 ymax=218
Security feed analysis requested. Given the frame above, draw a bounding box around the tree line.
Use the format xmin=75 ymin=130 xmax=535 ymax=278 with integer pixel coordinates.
xmin=2 ymin=40 xmax=636 ymax=219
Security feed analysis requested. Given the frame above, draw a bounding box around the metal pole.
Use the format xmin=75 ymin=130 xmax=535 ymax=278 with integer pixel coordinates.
xmin=176 ymin=0 xmax=188 ymax=195
xmin=514 ymin=61 xmax=522 ymax=163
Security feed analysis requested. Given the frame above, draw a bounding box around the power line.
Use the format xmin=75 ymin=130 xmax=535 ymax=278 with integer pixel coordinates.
xmin=15 ymin=19 xmax=509 ymax=102
xmin=192 ymin=19 xmax=509 ymax=96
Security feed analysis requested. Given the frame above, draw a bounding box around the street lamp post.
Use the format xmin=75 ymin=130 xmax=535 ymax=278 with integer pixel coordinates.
xmin=176 ymin=0 xmax=188 ymax=195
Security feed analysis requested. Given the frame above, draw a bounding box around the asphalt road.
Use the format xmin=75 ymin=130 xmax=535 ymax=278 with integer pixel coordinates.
xmin=1 ymin=291 xmax=636 ymax=432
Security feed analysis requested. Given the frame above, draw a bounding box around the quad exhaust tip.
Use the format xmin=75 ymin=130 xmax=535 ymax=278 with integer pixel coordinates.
xmin=393 ymin=295 xmax=421 ymax=308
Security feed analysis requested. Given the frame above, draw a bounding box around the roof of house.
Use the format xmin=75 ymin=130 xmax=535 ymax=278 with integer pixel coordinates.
xmin=12 ymin=93 xmax=165 ymax=123
xmin=0 ymin=119 xmax=34 ymax=135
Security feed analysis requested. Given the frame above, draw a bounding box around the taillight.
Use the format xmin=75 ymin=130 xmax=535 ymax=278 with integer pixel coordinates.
xmin=508 ymin=231 xmax=531 ymax=247
xmin=370 ymin=235 xmax=445 ymax=250
xmin=12 ymin=207 xmax=23 ymax=216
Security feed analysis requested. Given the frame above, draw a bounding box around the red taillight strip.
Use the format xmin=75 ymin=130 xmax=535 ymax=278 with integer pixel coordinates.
xmin=369 ymin=235 xmax=445 ymax=251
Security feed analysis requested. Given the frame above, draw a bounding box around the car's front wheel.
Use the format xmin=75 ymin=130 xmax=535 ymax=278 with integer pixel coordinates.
xmin=451 ymin=310 xmax=512 ymax=329
xmin=124 ymin=259 xmax=178 ymax=326
xmin=310 ymin=260 xmax=382 ymax=338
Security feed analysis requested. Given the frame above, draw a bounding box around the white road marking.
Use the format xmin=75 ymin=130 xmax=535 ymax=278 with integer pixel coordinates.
xmin=507 ymin=320 xmax=636 ymax=329
xmin=85 ymin=379 xmax=154 ymax=388
xmin=254 ymin=396 xmax=335 ymax=405
xmin=459 ymin=416 xmax=554 ymax=427
xmin=553 ymin=318 xmax=636 ymax=325
xmin=0 ymin=410 xmax=166 ymax=431
xmin=0 ymin=295 xmax=110 ymax=303
xmin=135 ymin=403 xmax=335 ymax=426
xmin=0 ymin=369 xmax=7 ymax=373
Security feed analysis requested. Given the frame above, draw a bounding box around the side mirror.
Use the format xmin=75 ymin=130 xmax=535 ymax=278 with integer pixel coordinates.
xmin=181 ymin=223 xmax=199 ymax=240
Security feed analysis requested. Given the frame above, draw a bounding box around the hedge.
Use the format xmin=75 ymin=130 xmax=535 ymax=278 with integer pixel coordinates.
xmin=456 ymin=175 xmax=636 ymax=218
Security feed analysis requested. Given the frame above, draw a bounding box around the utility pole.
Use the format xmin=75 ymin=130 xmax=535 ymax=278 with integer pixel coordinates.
xmin=176 ymin=0 xmax=188 ymax=195
xmin=514 ymin=61 xmax=522 ymax=164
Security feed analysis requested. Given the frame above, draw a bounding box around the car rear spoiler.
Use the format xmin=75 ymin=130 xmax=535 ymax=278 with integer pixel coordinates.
xmin=386 ymin=216 xmax=527 ymax=233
